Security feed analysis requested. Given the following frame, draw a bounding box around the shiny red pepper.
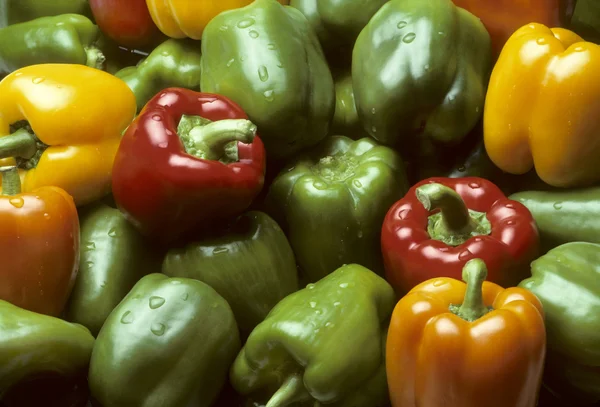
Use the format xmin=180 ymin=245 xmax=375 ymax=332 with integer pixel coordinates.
xmin=381 ymin=177 xmax=539 ymax=294
xmin=112 ymin=88 xmax=266 ymax=243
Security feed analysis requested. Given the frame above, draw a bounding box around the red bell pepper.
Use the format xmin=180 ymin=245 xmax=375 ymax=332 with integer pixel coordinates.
xmin=112 ymin=88 xmax=266 ymax=243
xmin=381 ymin=177 xmax=540 ymax=294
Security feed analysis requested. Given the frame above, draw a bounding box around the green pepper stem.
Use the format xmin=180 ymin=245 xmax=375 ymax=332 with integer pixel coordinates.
xmin=453 ymin=259 xmax=491 ymax=322
xmin=185 ymin=118 xmax=257 ymax=162
xmin=416 ymin=183 xmax=471 ymax=230
xmin=266 ymin=373 xmax=312 ymax=407
xmin=85 ymin=46 xmax=106 ymax=70
xmin=0 ymin=128 xmax=38 ymax=160
xmin=0 ymin=166 xmax=21 ymax=196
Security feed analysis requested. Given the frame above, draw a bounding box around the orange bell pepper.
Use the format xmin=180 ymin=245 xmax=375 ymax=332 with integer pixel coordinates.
xmin=0 ymin=64 xmax=136 ymax=206
xmin=387 ymin=258 xmax=546 ymax=407
xmin=452 ymin=0 xmax=576 ymax=56
xmin=146 ymin=0 xmax=289 ymax=40
xmin=0 ymin=166 xmax=79 ymax=317
xmin=484 ymin=23 xmax=600 ymax=188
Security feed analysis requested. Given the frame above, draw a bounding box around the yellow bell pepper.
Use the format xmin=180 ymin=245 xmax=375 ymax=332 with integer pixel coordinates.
xmin=146 ymin=0 xmax=289 ymax=40
xmin=484 ymin=23 xmax=600 ymax=188
xmin=0 ymin=64 xmax=136 ymax=206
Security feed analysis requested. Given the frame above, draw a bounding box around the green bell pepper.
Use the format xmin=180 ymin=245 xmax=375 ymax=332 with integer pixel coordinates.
xmin=0 ymin=14 xmax=104 ymax=75
xmin=88 ymin=273 xmax=241 ymax=407
xmin=66 ymin=203 xmax=161 ymax=337
xmin=510 ymin=187 xmax=600 ymax=253
xmin=0 ymin=0 xmax=92 ymax=28
xmin=0 ymin=300 xmax=94 ymax=398
xmin=230 ymin=263 xmax=394 ymax=407
xmin=266 ymin=136 xmax=408 ymax=283
xmin=162 ymin=211 xmax=299 ymax=335
xmin=116 ymin=38 xmax=202 ymax=112
xmin=200 ymin=0 xmax=335 ymax=160
xmin=352 ymin=0 xmax=492 ymax=150
xmin=331 ymin=72 xmax=369 ymax=140
xmin=519 ymin=242 xmax=600 ymax=405
xmin=570 ymin=0 xmax=600 ymax=43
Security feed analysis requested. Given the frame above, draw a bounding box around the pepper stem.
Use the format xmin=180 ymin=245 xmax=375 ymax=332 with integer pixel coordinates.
xmin=0 ymin=166 xmax=21 ymax=196
xmin=85 ymin=46 xmax=106 ymax=70
xmin=0 ymin=128 xmax=38 ymax=160
xmin=416 ymin=183 xmax=491 ymax=246
xmin=266 ymin=373 xmax=312 ymax=407
xmin=450 ymin=259 xmax=492 ymax=322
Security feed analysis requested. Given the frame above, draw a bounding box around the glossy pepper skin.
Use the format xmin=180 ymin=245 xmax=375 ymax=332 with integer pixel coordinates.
xmin=112 ymin=88 xmax=266 ymax=243
xmin=67 ymin=203 xmax=161 ymax=337
xmin=484 ymin=24 xmax=600 ymax=188
xmin=0 ymin=299 xmax=95 ymax=398
xmin=452 ymin=0 xmax=576 ymax=56
xmin=0 ymin=14 xmax=104 ymax=75
xmin=352 ymin=0 xmax=492 ymax=150
xmin=162 ymin=211 xmax=298 ymax=335
xmin=0 ymin=0 xmax=92 ymax=28
xmin=231 ymin=264 xmax=395 ymax=407
xmin=381 ymin=177 xmax=540 ymax=295
xmin=520 ymin=243 xmax=600 ymax=405
xmin=89 ymin=273 xmax=241 ymax=407
xmin=116 ymin=38 xmax=202 ymax=112
xmin=0 ymin=167 xmax=79 ymax=317
xmin=331 ymin=72 xmax=369 ymax=140
xmin=266 ymin=136 xmax=408 ymax=283
xmin=387 ymin=259 xmax=546 ymax=407
xmin=200 ymin=0 xmax=335 ymax=160
xmin=146 ymin=0 xmax=289 ymax=40
xmin=0 ymin=64 xmax=137 ymax=206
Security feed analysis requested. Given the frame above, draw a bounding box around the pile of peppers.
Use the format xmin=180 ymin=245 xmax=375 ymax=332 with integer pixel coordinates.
xmin=1 ymin=0 xmax=600 ymax=406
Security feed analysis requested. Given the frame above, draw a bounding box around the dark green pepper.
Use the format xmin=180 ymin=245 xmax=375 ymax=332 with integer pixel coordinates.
xmin=352 ymin=0 xmax=492 ymax=150
xmin=66 ymin=203 xmax=161 ymax=337
xmin=89 ymin=273 xmax=241 ymax=407
xmin=200 ymin=0 xmax=335 ymax=160
xmin=510 ymin=187 xmax=600 ymax=253
xmin=116 ymin=38 xmax=202 ymax=112
xmin=230 ymin=264 xmax=394 ymax=407
xmin=570 ymin=0 xmax=600 ymax=43
xmin=519 ymin=242 xmax=600 ymax=405
xmin=0 ymin=0 xmax=92 ymax=28
xmin=331 ymin=72 xmax=369 ymax=140
xmin=266 ymin=136 xmax=408 ymax=283
xmin=162 ymin=211 xmax=299 ymax=335
xmin=0 ymin=300 xmax=94 ymax=397
xmin=0 ymin=14 xmax=104 ymax=75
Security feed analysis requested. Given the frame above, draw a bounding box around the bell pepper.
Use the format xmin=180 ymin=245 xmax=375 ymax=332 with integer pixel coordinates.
xmin=146 ymin=0 xmax=289 ymax=40
xmin=200 ymin=0 xmax=335 ymax=160
xmin=387 ymin=258 xmax=546 ymax=407
xmin=483 ymin=24 xmax=600 ymax=188
xmin=231 ymin=263 xmax=394 ymax=407
xmin=112 ymin=88 xmax=266 ymax=243
xmin=510 ymin=187 xmax=600 ymax=253
xmin=352 ymin=0 xmax=492 ymax=151
xmin=66 ymin=203 xmax=161 ymax=337
xmin=0 ymin=14 xmax=104 ymax=75
xmin=570 ymin=0 xmax=600 ymax=43
xmin=0 ymin=166 xmax=79 ymax=317
xmin=331 ymin=72 xmax=369 ymax=140
xmin=0 ymin=299 xmax=95 ymax=398
xmin=88 ymin=273 xmax=241 ymax=407
xmin=90 ymin=0 xmax=161 ymax=48
xmin=162 ymin=211 xmax=298 ymax=335
xmin=381 ymin=177 xmax=540 ymax=295
xmin=0 ymin=0 xmax=92 ymax=28
xmin=452 ymin=0 xmax=577 ymax=56
xmin=266 ymin=136 xmax=408 ymax=283
xmin=519 ymin=242 xmax=600 ymax=405
xmin=0 ymin=64 xmax=137 ymax=206
xmin=116 ymin=38 xmax=202 ymax=112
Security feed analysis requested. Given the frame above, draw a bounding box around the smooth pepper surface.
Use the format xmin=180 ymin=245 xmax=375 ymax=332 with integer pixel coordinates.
xmin=0 ymin=0 xmax=92 ymax=28
xmin=352 ymin=0 xmax=492 ymax=150
xmin=230 ymin=263 xmax=395 ymax=407
xmin=331 ymin=72 xmax=369 ymax=140
xmin=266 ymin=136 xmax=408 ymax=283
xmin=89 ymin=273 xmax=241 ymax=407
xmin=200 ymin=0 xmax=335 ymax=159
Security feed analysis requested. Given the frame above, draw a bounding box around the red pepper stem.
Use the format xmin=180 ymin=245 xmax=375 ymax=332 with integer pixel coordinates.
xmin=416 ymin=183 xmax=470 ymax=230
xmin=186 ymin=119 xmax=257 ymax=161
xmin=0 ymin=166 xmax=21 ymax=196
xmin=266 ymin=373 xmax=312 ymax=407
xmin=0 ymin=128 xmax=38 ymax=160
xmin=85 ymin=46 xmax=106 ymax=70
xmin=454 ymin=259 xmax=491 ymax=322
